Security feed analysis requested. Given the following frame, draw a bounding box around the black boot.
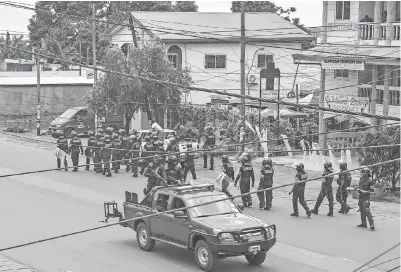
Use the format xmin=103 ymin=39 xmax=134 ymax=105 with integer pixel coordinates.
xmin=327 ymin=205 xmax=334 ymax=217
xmin=311 ymin=209 xmax=318 ymax=215
xmin=290 ymin=212 xmax=299 ymax=217
xmin=306 ymin=210 xmax=312 ymax=218
xmin=85 ymin=158 xmax=90 ymax=170
xmin=370 ymin=224 xmax=375 ymax=231
xmin=114 ymin=168 xmax=118 ymax=173
xmin=126 ymin=166 xmax=130 ymax=172
xmin=357 ymin=223 xmax=367 ymax=228
xmin=106 ymin=170 xmax=112 ymax=177
xmin=133 ymin=172 xmax=138 ymax=177
xmin=291 ymin=202 xmax=299 ymax=216
xmin=72 ymin=166 xmax=78 ymax=172
xmin=103 ymin=168 xmax=106 ymax=175
xmin=65 ymin=164 xmax=68 ymax=171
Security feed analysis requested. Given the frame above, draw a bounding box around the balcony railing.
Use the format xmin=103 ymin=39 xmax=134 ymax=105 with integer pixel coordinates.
xmin=359 ymin=22 xmax=400 ymax=41
xmin=359 ymin=23 xmax=375 ymax=40
xmin=358 ymin=85 xmax=400 ymax=106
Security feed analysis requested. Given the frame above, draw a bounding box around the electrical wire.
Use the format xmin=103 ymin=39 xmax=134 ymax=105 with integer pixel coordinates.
xmin=352 ymin=243 xmax=401 ymax=272
xmin=359 ymin=257 xmax=401 ymax=272
xmin=0 ymin=158 xmax=398 ymax=252
xmin=385 ymin=266 xmax=400 ymax=272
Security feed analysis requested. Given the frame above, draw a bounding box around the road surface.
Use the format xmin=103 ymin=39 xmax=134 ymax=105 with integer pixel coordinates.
xmin=0 ymin=135 xmax=399 ymax=272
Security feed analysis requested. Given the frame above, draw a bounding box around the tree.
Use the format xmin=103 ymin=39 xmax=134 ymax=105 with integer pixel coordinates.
xmin=0 ymin=34 xmax=32 ymax=61
xmin=86 ymin=41 xmax=192 ymax=130
xmin=231 ymin=1 xmax=310 ymax=34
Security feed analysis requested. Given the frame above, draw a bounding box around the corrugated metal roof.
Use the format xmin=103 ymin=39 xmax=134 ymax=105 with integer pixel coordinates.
xmin=109 ymin=12 xmax=312 ymax=41
xmin=0 ymin=77 xmax=94 ymax=86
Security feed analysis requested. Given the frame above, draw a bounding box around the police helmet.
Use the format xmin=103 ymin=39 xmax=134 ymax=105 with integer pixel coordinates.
xmin=97 ymin=128 xmax=104 ymax=134
xmin=88 ymin=130 xmax=95 ymax=137
xmin=339 ymin=161 xmax=347 ymax=171
xmin=324 ymin=162 xmax=333 ymax=171
xmin=295 ymin=162 xmax=304 ymax=171
xmin=241 ymin=156 xmax=249 ymax=163
xmin=129 ymin=135 xmax=137 ymax=141
xmin=222 ymin=155 xmax=229 ymax=162
xmin=57 ymin=130 xmax=64 ymax=137
xmin=360 ymin=167 xmax=371 ymax=176
xmin=71 ymin=131 xmax=78 ymax=137
xmin=153 ymin=155 xmax=162 ymax=163
xmin=119 ymin=129 xmax=126 ymax=135
xmin=263 ymin=157 xmax=272 ymax=166
xmin=144 ymin=135 xmax=151 ymax=141
xmin=103 ymin=134 xmax=111 ymax=142
xmin=169 ymin=136 xmax=176 ymax=142
xmin=106 ymin=127 xmax=113 ymax=133
xmin=129 ymin=129 xmax=137 ymax=135
xmin=152 ymin=135 xmax=158 ymax=140
xmin=169 ymin=155 xmax=178 ymax=163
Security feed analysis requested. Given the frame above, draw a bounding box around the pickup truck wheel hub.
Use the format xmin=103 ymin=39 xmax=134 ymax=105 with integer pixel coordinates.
xmin=139 ymin=229 xmax=148 ymax=245
xmin=198 ymin=247 xmax=209 ymax=265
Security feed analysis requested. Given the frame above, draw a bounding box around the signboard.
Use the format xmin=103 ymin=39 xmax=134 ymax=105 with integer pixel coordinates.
xmin=321 ymin=60 xmax=365 ymax=70
xmin=324 ymin=95 xmax=370 ymax=113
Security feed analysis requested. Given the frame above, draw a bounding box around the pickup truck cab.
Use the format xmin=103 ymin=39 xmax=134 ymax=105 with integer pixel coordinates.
xmin=49 ymin=106 xmax=124 ymax=138
xmin=119 ymin=183 xmax=276 ymax=271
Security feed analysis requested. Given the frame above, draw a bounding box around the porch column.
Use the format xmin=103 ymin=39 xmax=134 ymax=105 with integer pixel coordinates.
xmin=319 ymin=67 xmax=327 ymax=154
xmin=321 ymin=1 xmax=328 ymax=44
xmin=382 ymin=65 xmax=391 ymax=124
xmin=370 ymin=65 xmax=379 ymax=126
xmin=373 ymin=1 xmax=383 ymax=45
xmin=386 ymin=1 xmax=397 ymax=45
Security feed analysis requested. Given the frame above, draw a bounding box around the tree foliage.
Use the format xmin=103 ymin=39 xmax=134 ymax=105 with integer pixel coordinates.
xmin=358 ymin=126 xmax=400 ymax=189
xmin=0 ymin=34 xmax=32 ymax=61
xmin=86 ymin=41 xmax=192 ymax=130
xmin=231 ymin=1 xmax=309 ymax=33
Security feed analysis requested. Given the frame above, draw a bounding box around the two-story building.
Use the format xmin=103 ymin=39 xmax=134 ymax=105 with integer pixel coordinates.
xmin=101 ymin=12 xmax=315 ymax=107
xmin=293 ymin=1 xmax=400 ymax=127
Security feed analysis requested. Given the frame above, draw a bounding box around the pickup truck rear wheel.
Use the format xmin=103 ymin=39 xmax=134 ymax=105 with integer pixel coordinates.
xmin=245 ymin=251 xmax=267 ymax=265
xmin=194 ymin=240 xmax=217 ymax=272
xmin=136 ymin=222 xmax=155 ymax=252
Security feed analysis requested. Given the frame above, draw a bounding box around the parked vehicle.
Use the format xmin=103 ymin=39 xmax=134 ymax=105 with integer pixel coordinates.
xmin=102 ymin=183 xmax=277 ymax=271
xmin=49 ymin=106 xmax=124 ymax=138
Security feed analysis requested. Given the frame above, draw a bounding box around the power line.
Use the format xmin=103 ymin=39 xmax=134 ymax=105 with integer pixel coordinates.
xmin=352 ymin=243 xmax=401 ymax=272
xmin=0 ymin=158 xmax=398 ymax=252
xmin=359 ymin=257 xmax=401 ymax=272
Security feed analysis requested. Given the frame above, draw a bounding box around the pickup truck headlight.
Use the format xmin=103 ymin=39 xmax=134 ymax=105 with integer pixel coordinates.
xmin=264 ymin=227 xmax=273 ymax=239
xmin=219 ymin=233 xmax=236 ymax=244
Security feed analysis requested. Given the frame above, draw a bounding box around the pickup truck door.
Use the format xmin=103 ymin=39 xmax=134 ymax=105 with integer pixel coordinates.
xmin=150 ymin=193 xmax=171 ymax=238
xmin=165 ymin=197 xmax=191 ymax=245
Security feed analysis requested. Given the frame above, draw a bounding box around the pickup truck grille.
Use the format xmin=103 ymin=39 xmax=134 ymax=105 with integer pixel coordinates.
xmin=239 ymin=228 xmax=264 ymax=242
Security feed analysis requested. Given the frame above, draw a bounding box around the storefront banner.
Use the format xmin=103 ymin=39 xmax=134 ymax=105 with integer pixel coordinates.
xmin=321 ymin=59 xmax=365 ymax=70
xmin=324 ymin=95 xmax=370 ymax=113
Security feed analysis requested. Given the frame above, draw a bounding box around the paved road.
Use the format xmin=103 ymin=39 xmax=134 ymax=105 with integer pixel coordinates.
xmin=0 ymin=135 xmax=399 ymax=272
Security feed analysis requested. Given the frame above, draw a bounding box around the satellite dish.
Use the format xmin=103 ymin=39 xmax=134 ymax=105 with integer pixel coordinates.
xmin=248 ymin=75 xmax=256 ymax=83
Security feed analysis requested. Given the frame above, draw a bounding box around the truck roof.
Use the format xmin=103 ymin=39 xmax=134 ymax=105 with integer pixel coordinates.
xmin=154 ymin=183 xmax=224 ymax=199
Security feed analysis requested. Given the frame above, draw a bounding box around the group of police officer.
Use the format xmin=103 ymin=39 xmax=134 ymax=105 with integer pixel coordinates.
xmin=56 ymin=125 xmax=375 ymax=230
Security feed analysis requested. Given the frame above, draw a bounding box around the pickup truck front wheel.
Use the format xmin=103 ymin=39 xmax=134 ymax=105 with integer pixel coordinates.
xmin=136 ymin=222 xmax=155 ymax=252
xmin=245 ymin=251 xmax=267 ymax=265
xmin=194 ymin=240 xmax=217 ymax=272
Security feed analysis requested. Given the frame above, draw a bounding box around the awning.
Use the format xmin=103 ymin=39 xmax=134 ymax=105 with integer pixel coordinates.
xmin=293 ymin=45 xmax=400 ymax=66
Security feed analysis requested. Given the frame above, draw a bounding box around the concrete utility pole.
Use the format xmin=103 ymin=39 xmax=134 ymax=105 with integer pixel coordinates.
xmin=92 ymin=3 xmax=98 ymax=129
xmin=240 ymin=1 xmax=246 ymax=151
xmin=36 ymin=50 xmax=41 ymax=136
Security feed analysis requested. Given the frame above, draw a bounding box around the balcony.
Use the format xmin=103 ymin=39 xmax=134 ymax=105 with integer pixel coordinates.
xmin=359 ymin=22 xmax=400 ymax=42
xmin=358 ymin=84 xmax=400 ymax=106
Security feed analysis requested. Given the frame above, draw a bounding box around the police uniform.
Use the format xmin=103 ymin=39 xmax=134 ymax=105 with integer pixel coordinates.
xmin=102 ymin=136 xmax=113 ymax=177
xmin=336 ymin=170 xmax=352 ymax=213
xmin=312 ymin=164 xmax=334 ymax=216
xmin=112 ymin=135 xmax=122 ymax=173
xmin=68 ymin=133 xmax=83 ymax=172
xmin=85 ymin=133 xmax=97 ymax=170
xmin=120 ymin=132 xmax=130 ymax=171
xmin=93 ymin=135 xmax=104 ymax=173
xmin=234 ymin=159 xmax=255 ymax=207
xmin=183 ymin=147 xmax=197 ymax=182
xmin=357 ymin=170 xmax=375 ymax=230
xmin=140 ymin=138 xmax=155 ymax=175
xmin=167 ymin=163 xmax=183 ymax=185
xmin=203 ymin=131 xmax=216 ymax=170
xmin=290 ymin=165 xmax=312 ymax=217
xmin=130 ymin=137 xmax=141 ymax=177
xmin=56 ymin=132 xmax=69 ymax=171
xmin=258 ymin=164 xmax=274 ymax=210
xmin=143 ymin=160 xmax=167 ymax=194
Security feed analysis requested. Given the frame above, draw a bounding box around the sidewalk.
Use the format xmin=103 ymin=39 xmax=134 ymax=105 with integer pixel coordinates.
xmin=0 ymin=254 xmax=36 ymax=272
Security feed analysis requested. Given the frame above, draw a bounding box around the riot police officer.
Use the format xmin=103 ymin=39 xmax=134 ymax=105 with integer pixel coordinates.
xmin=290 ymin=163 xmax=312 ymax=217
xmin=68 ymin=131 xmax=83 ymax=172
xmin=106 ymin=126 xmax=114 ymax=136
xmin=312 ymin=162 xmax=335 ymax=216
xmin=203 ymin=126 xmax=216 ymax=170
xmin=221 ymin=155 xmax=234 ymax=180
xmin=258 ymin=158 xmax=274 ymax=210
xmin=143 ymin=155 xmax=167 ymax=195
xmin=56 ymin=130 xmax=69 ymax=171
xmin=183 ymin=143 xmax=197 ymax=182
xmin=112 ymin=133 xmax=122 ymax=173
xmin=85 ymin=130 xmax=97 ymax=171
xmin=166 ymin=155 xmax=183 ymax=185
xmin=102 ymin=134 xmax=113 ymax=177
xmin=356 ymin=168 xmax=375 ymax=230
xmin=234 ymin=156 xmax=255 ymax=207
xmin=130 ymin=135 xmax=141 ymax=177
xmin=93 ymin=130 xmax=104 ymax=173
xmin=140 ymin=135 xmax=155 ymax=175
xmin=337 ymin=161 xmax=352 ymax=214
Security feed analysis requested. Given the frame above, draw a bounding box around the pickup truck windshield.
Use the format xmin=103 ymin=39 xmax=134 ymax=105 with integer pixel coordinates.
xmin=187 ymin=195 xmax=240 ymax=218
xmin=60 ymin=108 xmax=79 ymax=118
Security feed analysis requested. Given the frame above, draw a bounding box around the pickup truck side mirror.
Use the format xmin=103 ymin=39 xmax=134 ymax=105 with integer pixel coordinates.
xmin=174 ymin=211 xmax=188 ymax=219
xmin=237 ymin=203 xmax=245 ymax=211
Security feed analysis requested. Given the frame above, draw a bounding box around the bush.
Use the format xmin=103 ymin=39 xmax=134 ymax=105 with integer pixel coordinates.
xmin=358 ymin=126 xmax=400 ymax=189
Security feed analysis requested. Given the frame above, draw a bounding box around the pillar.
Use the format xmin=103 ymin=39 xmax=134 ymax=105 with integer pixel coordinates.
xmin=386 ymin=1 xmax=397 ymax=45
xmin=322 ymin=1 xmax=328 ymax=44
xmin=319 ymin=67 xmax=327 ymax=154
xmin=382 ymin=65 xmax=391 ymax=124
xmin=373 ymin=1 xmax=383 ymax=45
xmin=370 ymin=65 xmax=379 ymax=126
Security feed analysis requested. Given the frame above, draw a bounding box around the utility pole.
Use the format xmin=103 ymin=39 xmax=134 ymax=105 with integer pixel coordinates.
xmin=36 ymin=50 xmax=41 ymax=136
xmin=86 ymin=47 xmax=89 ymax=64
xmin=240 ymin=1 xmax=246 ymax=151
xmin=92 ymin=3 xmax=98 ymax=129
xmin=295 ymin=84 xmax=300 ymax=130
xmin=79 ymin=41 xmax=82 ymax=76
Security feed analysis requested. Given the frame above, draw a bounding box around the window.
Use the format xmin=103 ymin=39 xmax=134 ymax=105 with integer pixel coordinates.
xmin=156 ymin=194 xmax=170 ymax=212
xmin=257 ymin=54 xmax=273 ymax=68
xmin=377 ymin=89 xmax=383 ymax=104
xmin=336 ymin=1 xmax=350 ymax=20
xmin=187 ymin=194 xmax=239 ymax=218
xmin=390 ymin=90 xmax=400 ymax=106
xmin=170 ymin=197 xmax=187 ymax=214
xmin=205 ymin=55 xmax=226 ymax=69
xmin=76 ymin=110 xmax=88 ymax=119
xmin=334 ymin=69 xmax=349 ymax=78
xmin=168 ymin=53 xmax=178 ymax=69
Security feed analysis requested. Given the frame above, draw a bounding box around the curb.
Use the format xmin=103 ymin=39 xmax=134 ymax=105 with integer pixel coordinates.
xmin=0 ymin=254 xmax=37 ymax=272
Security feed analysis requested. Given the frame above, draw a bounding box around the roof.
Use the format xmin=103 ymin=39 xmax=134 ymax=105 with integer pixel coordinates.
xmin=0 ymin=76 xmax=94 ymax=86
xmin=293 ymin=44 xmax=400 ymax=65
xmin=104 ymin=12 xmax=313 ymax=42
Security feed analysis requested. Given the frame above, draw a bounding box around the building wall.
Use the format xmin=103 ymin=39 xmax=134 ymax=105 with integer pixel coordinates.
xmin=0 ymin=84 xmax=91 ymax=115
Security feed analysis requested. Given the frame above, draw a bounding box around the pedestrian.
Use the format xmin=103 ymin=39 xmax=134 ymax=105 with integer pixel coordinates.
xmin=93 ymin=131 xmax=104 ymax=173
xmin=221 ymin=155 xmax=234 ymax=180
xmin=289 ymin=163 xmax=312 ymax=217
xmin=56 ymin=130 xmax=69 ymax=171
xmin=112 ymin=133 xmax=122 ymax=173
xmin=203 ymin=126 xmax=216 ymax=170
xmin=257 ymin=158 xmax=274 ymax=210
xmin=183 ymin=143 xmax=197 ymax=183
xmin=143 ymin=156 xmax=167 ymax=195
xmin=130 ymin=135 xmax=141 ymax=178
xmin=311 ymin=162 xmax=335 ymax=216
xmin=68 ymin=131 xmax=83 ymax=172
xmin=149 ymin=120 xmax=164 ymax=141
xmin=234 ymin=156 xmax=255 ymax=207
xmin=166 ymin=155 xmax=183 ymax=185
xmin=356 ymin=168 xmax=375 ymax=230
xmin=102 ymin=134 xmax=113 ymax=177
xmin=140 ymin=135 xmax=155 ymax=175
xmin=336 ymin=161 xmax=352 ymax=214
xmin=85 ymin=130 xmax=97 ymax=171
